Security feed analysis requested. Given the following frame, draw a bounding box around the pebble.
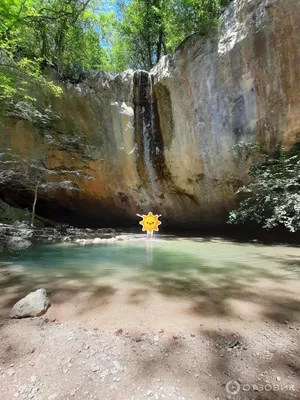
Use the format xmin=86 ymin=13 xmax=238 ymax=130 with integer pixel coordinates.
xmin=91 ymin=365 xmax=99 ymax=372
xmin=132 ymin=333 xmax=143 ymax=342
xmin=113 ymin=360 xmax=121 ymax=370
xmin=276 ymin=376 xmax=281 ymax=382
xmin=30 ymin=376 xmax=37 ymax=383
xmin=7 ymin=368 xmax=15 ymax=377
xmin=100 ymin=369 xmax=110 ymax=378
xmin=228 ymin=339 xmax=239 ymax=348
xmin=115 ymin=328 xmax=123 ymax=336
xmin=146 ymin=390 xmax=153 ymax=397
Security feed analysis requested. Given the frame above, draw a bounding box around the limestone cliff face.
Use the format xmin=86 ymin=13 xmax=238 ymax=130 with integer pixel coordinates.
xmin=1 ymin=0 xmax=300 ymax=228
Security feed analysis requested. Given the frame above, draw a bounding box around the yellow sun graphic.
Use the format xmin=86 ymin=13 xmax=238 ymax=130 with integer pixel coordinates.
xmin=137 ymin=212 xmax=162 ymax=233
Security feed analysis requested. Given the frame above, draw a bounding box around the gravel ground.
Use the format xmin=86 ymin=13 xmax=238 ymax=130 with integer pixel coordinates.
xmin=0 ymin=316 xmax=299 ymax=400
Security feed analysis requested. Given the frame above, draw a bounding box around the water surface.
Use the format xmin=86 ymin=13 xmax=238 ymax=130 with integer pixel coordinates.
xmin=1 ymin=235 xmax=300 ymax=328
xmin=2 ymin=235 xmax=300 ymax=280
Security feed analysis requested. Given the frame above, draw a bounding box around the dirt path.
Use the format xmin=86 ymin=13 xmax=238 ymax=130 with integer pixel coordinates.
xmin=0 ymin=306 xmax=299 ymax=400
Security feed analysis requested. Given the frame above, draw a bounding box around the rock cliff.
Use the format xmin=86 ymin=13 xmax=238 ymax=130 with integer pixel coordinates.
xmin=1 ymin=0 xmax=299 ymax=228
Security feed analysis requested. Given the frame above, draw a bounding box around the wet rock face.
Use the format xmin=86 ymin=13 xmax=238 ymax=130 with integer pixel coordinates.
xmin=6 ymin=237 xmax=32 ymax=251
xmin=1 ymin=0 xmax=300 ymax=228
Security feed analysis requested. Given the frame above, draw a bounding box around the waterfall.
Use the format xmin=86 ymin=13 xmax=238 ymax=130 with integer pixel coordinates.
xmin=133 ymin=70 xmax=157 ymax=188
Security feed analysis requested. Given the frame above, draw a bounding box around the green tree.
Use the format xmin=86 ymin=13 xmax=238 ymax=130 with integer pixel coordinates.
xmin=0 ymin=1 xmax=60 ymax=111
xmin=0 ymin=0 xmax=113 ymax=121
xmin=164 ymin=0 xmax=220 ymax=51
xmin=229 ymin=143 xmax=300 ymax=232
xmin=1 ymin=0 xmax=107 ymax=77
xmin=0 ymin=0 xmax=234 ymax=99
xmin=96 ymin=8 xmax=132 ymax=72
xmin=111 ymin=0 xmax=232 ymax=71
xmin=114 ymin=0 xmax=166 ymax=71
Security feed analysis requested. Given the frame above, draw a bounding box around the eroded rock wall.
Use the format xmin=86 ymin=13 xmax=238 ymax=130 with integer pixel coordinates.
xmin=1 ymin=0 xmax=299 ymax=228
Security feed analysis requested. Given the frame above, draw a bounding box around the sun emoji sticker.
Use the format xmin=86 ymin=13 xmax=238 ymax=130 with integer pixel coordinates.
xmin=137 ymin=212 xmax=162 ymax=234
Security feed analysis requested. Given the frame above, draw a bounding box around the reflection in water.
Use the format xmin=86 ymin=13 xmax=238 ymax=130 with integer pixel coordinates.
xmin=146 ymin=238 xmax=153 ymax=266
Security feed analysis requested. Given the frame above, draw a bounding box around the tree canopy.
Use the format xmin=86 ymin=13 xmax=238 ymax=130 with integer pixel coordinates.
xmin=229 ymin=143 xmax=300 ymax=232
xmin=1 ymin=0 xmax=232 ymax=75
xmin=0 ymin=0 xmax=232 ymax=118
xmin=106 ymin=0 xmax=232 ymax=71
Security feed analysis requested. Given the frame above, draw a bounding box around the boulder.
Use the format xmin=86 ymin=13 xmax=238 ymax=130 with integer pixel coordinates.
xmin=10 ymin=288 xmax=51 ymax=318
xmin=7 ymin=237 xmax=32 ymax=251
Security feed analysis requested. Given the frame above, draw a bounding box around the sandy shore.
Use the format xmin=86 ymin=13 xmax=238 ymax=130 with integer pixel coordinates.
xmin=1 ymin=238 xmax=300 ymax=399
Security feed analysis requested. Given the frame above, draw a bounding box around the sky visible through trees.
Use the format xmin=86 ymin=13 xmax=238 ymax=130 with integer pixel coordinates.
xmin=0 ymin=0 xmax=232 ymax=124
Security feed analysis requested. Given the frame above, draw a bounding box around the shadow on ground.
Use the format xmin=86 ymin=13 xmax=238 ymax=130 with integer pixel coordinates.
xmin=0 ymin=267 xmax=116 ymax=321
xmin=1 ymin=241 xmax=300 ymax=326
xmin=0 ymin=243 xmax=300 ymax=400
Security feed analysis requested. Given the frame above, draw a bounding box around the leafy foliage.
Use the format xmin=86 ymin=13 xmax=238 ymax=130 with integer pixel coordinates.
xmin=1 ymin=0 xmax=234 ymax=79
xmin=0 ymin=0 xmax=109 ymax=118
xmin=0 ymin=0 xmax=107 ymax=76
xmin=229 ymin=144 xmax=300 ymax=232
xmin=106 ymin=0 xmax=233 ymax=71
xmin=0 ymin=0 xmax=234 ymax=109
